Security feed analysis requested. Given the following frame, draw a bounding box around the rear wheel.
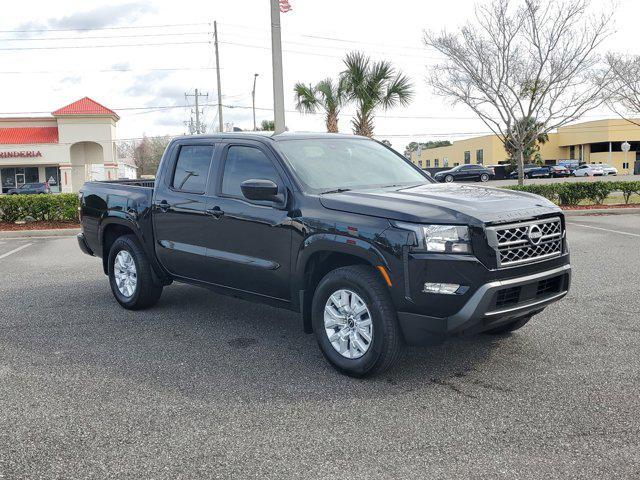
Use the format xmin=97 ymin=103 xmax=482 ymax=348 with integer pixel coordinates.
xmin=484 ymin=314 xmax=532 ymax=334
xmin=312 ymin=265 xmax=402 ymax=377
xmin=480 ymin=173 xmax=489 ymax=182
xmin=108 ymin=234 xmax=163 ymax=310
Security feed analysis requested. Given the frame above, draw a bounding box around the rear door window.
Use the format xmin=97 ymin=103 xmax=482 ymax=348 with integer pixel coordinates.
xmin=171 ymin=145 xmax=214 ymax=194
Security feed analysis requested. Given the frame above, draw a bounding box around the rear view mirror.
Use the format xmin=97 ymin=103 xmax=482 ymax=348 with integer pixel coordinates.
xmin=241 ymin=179 xmax=280 ymax=202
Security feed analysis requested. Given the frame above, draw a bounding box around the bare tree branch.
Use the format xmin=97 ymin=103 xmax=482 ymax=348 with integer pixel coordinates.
xmin=424 ymin=0 xmax=613 ymax=185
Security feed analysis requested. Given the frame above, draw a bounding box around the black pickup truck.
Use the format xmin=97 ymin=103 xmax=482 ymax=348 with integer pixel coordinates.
xmin=78 ymin=133 xmax=571 ymax=377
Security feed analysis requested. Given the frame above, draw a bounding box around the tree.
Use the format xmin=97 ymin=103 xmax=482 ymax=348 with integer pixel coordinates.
xmin=260 ymin=120 xmax=275 ymax=131
xmin=424 ymin=0 xmax=612 ymax=185
xmin=123 ymin=135 xmax=172 ymax=177
xmin=294 ymin=77 xmax=347 ymax=132
xmin=602 ymin=53 xmax=640 ymax=126
xmin=503 ymin=117 xmax=549 ymax=165
xmin=341 ymin=51 xmax=413 ymax=137
xmin=406 ymin=140 xmax=452 ymax=152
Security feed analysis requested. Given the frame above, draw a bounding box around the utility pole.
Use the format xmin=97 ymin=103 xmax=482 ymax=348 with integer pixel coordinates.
xmin=252 ymin=73 xmax=259 ymax=131
xmin=214 ymin=21 xmax=224 ymax=133
xmin=269 ymin=0 xmax=286 ymax=134
xmin=185 ymin=89 xmax=208 ymax=134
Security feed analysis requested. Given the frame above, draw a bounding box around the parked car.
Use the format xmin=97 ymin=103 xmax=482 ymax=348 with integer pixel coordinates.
xmin=549 ymin=165 xmax=571 ymax=177
xmin=77 ymin=133 xmax=571 ymax=377
xmin=599 ymin=164 xmax=618 ymax=176
xmin=6 ymin=182 xmax=50 ymax=194
xmin=433 ymin=164 xmax=494 ymax=183
xmin=572 ymin=164 xmax=605 ymax=177
xmin=508 ymin=164 xmax=540 ymax=179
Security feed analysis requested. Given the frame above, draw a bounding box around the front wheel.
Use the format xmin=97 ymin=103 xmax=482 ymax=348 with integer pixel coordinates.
xmin=312 ymin=265 xmax=402 ymax=377
xmin=108 ymin=234 xmax=163 ymax=310
xmin=444 ymin=174 xmax=454 ymax=183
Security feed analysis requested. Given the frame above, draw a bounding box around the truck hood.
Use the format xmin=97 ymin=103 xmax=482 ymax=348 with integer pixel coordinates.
xmin=319 ymin=183 xmax=561 ymax=225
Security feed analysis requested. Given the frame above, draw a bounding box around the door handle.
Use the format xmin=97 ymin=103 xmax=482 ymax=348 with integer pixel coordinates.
xmin=206 ymin=206 xmax=224 ymax=218
xmin=157 ymin=200 xmax=171 ymax=212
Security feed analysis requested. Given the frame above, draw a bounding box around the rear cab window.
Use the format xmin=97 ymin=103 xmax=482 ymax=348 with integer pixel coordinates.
xmin=171 ymin=145 xmax=215 ymax=194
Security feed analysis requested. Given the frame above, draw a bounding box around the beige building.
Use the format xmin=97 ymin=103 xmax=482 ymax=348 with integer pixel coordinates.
xmin=409 ymin=118 xmax=640 ymax=175
xmin=0 ymin=97 xmax=131 ymax=193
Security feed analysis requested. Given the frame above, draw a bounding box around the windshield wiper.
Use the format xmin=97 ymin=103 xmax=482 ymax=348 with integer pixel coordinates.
xmin=320 ymin=188 xmax=351 ymax=194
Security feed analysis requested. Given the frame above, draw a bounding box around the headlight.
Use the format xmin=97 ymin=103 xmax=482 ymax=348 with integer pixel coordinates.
xmin=394 ymin=222 xmax=472 ymax=254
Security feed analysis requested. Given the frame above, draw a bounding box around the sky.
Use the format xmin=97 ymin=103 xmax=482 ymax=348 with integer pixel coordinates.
xmin=0 ymin=0 xmax=636 ymax=151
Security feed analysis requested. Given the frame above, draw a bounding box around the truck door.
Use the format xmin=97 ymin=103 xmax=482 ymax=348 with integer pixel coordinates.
xmin=200 ymin=141 xmax=292 ymax=301
xmin=152 ymin=140 xmax=218 ymax=280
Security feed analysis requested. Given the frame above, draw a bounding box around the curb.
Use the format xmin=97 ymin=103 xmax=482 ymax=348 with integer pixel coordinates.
xmin=562 ymin=207 xmax=640 ymax=216
xmin=0 ymin=228 xmax=80 ymax=239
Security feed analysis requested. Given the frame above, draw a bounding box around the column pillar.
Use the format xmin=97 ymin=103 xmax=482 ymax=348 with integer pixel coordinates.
xmin=59 ymin=163 xmax=73 ymax=193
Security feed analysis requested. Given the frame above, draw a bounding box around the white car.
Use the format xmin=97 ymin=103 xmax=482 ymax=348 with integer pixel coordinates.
xmin=573 ymin=164 xmax=605 ymax=177
xmin=599 ymin=164 xmax=618 ymax=175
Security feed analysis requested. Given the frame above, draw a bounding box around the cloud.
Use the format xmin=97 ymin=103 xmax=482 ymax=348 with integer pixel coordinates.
xmin=111 ymin=62 xmax=131 ymax=71
xmin=16 ymin=3 xmax=155 ymax=32
xmin=61 ymin=75 xmax=82 ymax=84
xmin=124 ymin=71 xmax=172 ymax=97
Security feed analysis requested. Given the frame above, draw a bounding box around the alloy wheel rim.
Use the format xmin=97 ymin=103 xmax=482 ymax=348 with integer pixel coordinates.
xmin=114 ymin=250 xmax=137 ymax=298
xmin=324 ymin=289 xmax=373 ymax=359
xmin=445 ymin=176 xmax=453 ymax=182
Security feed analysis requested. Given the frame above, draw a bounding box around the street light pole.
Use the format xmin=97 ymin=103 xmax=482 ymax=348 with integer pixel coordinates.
xmin=252 ymin=73 xmax=259 ymax=131
xmin=270 ymin=0 xmax=286 ymax=134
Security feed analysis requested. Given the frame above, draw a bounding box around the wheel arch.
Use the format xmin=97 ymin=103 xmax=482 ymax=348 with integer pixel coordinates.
xmin=294 ymin=234 xmax=391 ymax=334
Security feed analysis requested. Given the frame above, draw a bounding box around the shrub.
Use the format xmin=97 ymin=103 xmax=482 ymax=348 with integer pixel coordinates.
xmin=503 ymin=180 xmax=640 ymax=206
xmin=0 ymin=193 xmax=79 ymax=223
xmin=614 ymin=180 xmax=640 ymax=204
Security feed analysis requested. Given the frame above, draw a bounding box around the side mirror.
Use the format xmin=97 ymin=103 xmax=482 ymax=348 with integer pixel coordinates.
xmin=240 ymin=179 xmax=280 ymax=202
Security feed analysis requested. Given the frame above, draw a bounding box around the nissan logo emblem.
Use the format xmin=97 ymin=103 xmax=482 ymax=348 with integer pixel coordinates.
xmin=527 ymin=224 xmax=543 ymax=245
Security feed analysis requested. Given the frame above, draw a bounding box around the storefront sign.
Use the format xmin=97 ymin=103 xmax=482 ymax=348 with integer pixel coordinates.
xmin=0 ymin=150 xmax=43 ymax=158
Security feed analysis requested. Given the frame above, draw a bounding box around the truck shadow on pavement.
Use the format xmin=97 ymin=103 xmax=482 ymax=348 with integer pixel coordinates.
xmin=6 ymin=279 xmax=530 ymax=404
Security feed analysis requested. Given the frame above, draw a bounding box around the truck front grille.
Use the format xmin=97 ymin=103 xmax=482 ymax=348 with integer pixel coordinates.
xmin=486 ymin=217 xmax=563 ymax=268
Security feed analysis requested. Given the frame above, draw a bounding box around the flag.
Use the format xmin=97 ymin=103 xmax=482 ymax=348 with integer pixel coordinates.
xmin=279 ymin=0 xmax=292 ymax=13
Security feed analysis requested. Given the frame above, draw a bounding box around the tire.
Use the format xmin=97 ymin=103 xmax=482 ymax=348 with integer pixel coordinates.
xmin=108 ymin=234 xmax=163 ymax=310
xmin=444 ymin=174 xmax=454 ymax=183
xmin=311 ymin=265 xmax=402 ymax=377
xmin=480 ymin=173 xmax=489 ymax=182
xmin=484 ymin=314 xmax=532 ymax=334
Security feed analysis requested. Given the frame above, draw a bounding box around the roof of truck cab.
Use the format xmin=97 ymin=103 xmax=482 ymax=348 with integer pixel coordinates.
xmin=169 ymin=132 xmax=369 ymax=142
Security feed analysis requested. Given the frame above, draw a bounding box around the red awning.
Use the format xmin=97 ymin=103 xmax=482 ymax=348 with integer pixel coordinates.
xmin=0 ymin=127 xmax=59 ymax=145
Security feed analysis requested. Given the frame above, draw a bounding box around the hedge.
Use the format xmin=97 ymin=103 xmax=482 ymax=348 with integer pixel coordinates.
xmin=504 ymin=180 xmax=640 ymax=206
xmin=0 ymin=193 xmax=79 ymax=223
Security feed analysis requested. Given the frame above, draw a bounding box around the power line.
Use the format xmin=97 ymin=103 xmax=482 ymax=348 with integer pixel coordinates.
xmin=0 ymin=31 xmax=212 ymax=42
xmin=0 ymin=22 xmax=209 ymax=34
xmin=0 ymin=40 xmax=210 ymax=51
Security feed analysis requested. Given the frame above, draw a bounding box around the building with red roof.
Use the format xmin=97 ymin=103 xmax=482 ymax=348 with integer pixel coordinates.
xmin=0 ymin=97 xmax=130 ymax=194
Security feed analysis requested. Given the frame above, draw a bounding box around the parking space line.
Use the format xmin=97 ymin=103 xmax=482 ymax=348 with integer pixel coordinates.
xmin=0 ymin=243 xmax=33 ymax=260
xmin=567 ymin=222 xmax=640 ymax=238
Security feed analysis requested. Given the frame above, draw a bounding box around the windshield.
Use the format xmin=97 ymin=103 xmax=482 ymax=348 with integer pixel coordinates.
xmin=277 ymin=138 xmax=430 ymax=192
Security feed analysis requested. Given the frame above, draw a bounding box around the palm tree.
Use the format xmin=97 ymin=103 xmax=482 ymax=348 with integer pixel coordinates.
xmin=341 ymin=51 xmax=413 ymax=137
xmin=294 ymin=77 xmax=346 ymax=133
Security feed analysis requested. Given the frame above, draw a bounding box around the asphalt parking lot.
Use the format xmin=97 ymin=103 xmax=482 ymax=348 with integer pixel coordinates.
xmin=1 ymin=215 xmax=639 ymax=479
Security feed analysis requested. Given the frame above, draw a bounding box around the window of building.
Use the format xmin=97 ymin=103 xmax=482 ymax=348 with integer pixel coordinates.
xmin=443 ymin=157 xmax=449 ymax=167
xmin=623 ymin=162 xmax=629 ymax=169
xmin=454 ymin=162 xmax=460 ymax=167
xmin=464 ymin=151 xmax=471 ymax=164
xmin=476 ymin=149 xmax=484 ymax=164
xmin=172 ymin=145 xmax=214 ymax=193
xmin=425 ymin=159 xmax=431 ymax=167
xmin=418 ymin=160 xmax=423 ymax=167
xmin=434 ymin=159 xmax=439 ymax=167
xmin=569 ymin=146 xmax=575 ymax=160
xmin=222 ymin=145 xmax=281 ymax=198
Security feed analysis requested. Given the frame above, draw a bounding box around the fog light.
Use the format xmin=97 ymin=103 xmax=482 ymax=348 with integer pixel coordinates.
xmin=423 ymin=282 xmax=461 ymax=295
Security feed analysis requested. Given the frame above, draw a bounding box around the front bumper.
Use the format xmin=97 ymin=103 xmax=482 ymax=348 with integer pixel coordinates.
xmin=397 ymin=264 xmax=571 ymax=345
